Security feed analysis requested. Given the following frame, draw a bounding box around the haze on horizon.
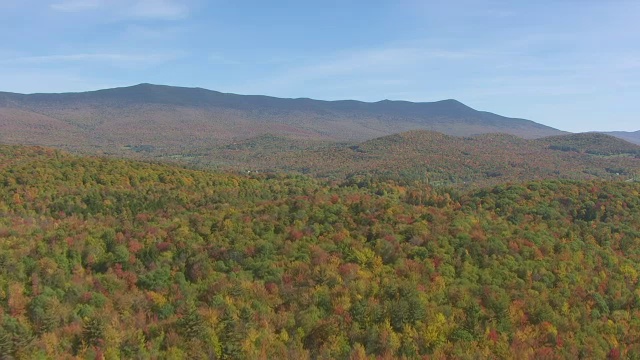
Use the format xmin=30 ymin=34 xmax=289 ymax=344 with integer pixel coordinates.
xmin=0 ymin=0 xmax=638 ymax=133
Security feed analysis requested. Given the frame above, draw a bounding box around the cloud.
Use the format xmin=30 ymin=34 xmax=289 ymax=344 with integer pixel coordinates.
xmin=50 ymin=0 xmax=102 ymax=12
xmin=49 ymin=0 xmax=189 ymax=20
xmin=128 ymin=0 xmax=188 ymax=20
xmin=0 ymin=70 xmax=125 ymax=94
xmin=296 ymin=47 xmax=474 ymax=78
xmin=123 ymin=24 xmax=188 ymax=40
xmin=242 ymin=46 xmax=480 ymax=93
xmin=1 ymin=52 xmax=184 ymax=66
xmin=482 ymin=9 xmax=516 ymax=18
xmin=208 ymin=54 xmax=244 ymax=66
xmin=207 ymin=53 xmax=311 ymax=67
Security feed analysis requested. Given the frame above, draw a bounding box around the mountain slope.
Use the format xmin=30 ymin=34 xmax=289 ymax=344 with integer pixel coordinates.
xmin=0 ymin=84 xmax=565 ymax=154
xmin=536 ymin=133 xmax=640 ymax=156
xmin=601 ymin=130 xmax=640 ymax=145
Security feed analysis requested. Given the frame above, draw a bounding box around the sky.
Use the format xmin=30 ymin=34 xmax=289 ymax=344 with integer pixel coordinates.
xmin=0 ymin=0 xmax=639 ymax=132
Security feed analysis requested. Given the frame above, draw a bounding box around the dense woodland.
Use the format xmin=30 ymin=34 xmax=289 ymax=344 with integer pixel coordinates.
xmin=186 ymin=131 xmax=640 ymax=187
xmin=1 ymin=145 xmax=640 ymax=359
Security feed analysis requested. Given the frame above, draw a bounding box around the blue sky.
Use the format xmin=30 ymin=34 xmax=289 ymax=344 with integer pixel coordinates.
xmin=1 ymin=0 xmax=639 ymax=132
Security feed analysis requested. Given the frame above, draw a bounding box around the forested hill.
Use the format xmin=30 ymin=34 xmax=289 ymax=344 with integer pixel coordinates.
xmin=189 ymin=130 xmax=640 ymax=186
xmin=0 ymin=84 xmax=563 ymax=154
xmin=1 ymin=144 xmax=640 ymax=358
xmin=536 ymin=133 xmax=640 ymax=155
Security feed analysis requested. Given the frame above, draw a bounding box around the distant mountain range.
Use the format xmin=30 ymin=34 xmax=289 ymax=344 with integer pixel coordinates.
xmin=0 ymin=83 xmax=566 ymax=154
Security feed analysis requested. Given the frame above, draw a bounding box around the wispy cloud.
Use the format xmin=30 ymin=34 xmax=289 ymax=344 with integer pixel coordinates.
xmin=50 ymin=0 xmax=102 ymax=12
xmin=123 ymin=24 xmax=188 ymax=40
xmin=482 ymin=9 xmax=516 ymax=18
xmin=208 ymin=54 xmax=244 ymax=66
xmin=0 ymin=70 xmax=125 ymax=94
xmin=49 ymin=0 xmax=189 ymax=20
xmin=1 ymin=52 xmax=184 ymax=66
xmin=241 ymin=46 xmax=481 ymax=93
xmin=128 ymin=0 xmax=188 ymax=20
xmin=207 ymin=53 xmax=309 ymax=66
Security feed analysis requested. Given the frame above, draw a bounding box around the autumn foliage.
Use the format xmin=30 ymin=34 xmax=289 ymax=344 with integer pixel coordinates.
xmin=0 ymin=145 xmax=639 ymax=359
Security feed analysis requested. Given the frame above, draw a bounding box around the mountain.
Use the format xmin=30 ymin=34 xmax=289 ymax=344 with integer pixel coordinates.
xmin=0 ymin=83 xmax=565 ymax=154
xmin=186 ymin=130 xmax=640 ymax=187
xmin=4 ymin=84 xmax=638 ymax=187
xmin=601 ymin=130 xmax=640 ymax=145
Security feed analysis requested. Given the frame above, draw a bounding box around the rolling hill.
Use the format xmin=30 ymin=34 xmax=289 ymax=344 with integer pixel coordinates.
xmin=537 ymin=133 xmax=640 ymax=156
xmin=0 ymin=83 xmax=565 ymax=155
xmin=183 ymin=130 xmax=640 ymax=187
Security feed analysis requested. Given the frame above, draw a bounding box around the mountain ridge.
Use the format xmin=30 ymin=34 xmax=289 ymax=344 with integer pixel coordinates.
xmin=0 ymin=83 xmax=564 ymax=149
xmin=0 ymin=84 xmax=520 ymax=120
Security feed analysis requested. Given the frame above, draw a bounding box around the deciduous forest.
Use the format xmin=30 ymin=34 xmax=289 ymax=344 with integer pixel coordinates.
xmin=1 ymin=145 xmax=640 ymax=359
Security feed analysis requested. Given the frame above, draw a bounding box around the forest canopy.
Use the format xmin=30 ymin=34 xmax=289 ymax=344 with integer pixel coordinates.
xmin=1 ymin=145 xmax=639 ymax=359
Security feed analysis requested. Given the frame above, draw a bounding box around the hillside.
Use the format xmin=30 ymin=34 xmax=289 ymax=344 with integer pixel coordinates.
xmin=0 ymin=84 xmax=564 ymax=155
xmin=1 ymin=145 xmax=640 ymax=358
xmin=185 ymin=130 xmax=640 ymax=186
xmin=602 ymin=130 xmax=640 ymax=145
xmin=536 ymin=133 xmax=640 ymax=156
